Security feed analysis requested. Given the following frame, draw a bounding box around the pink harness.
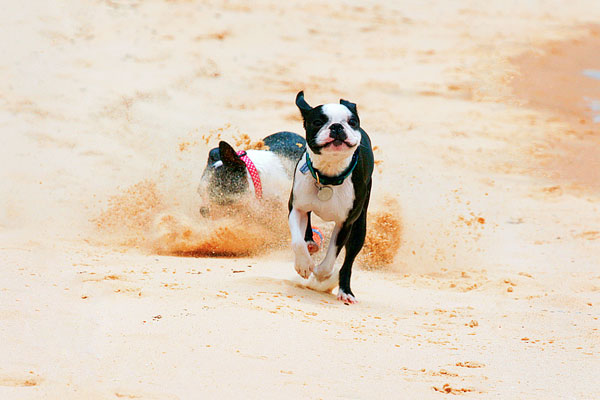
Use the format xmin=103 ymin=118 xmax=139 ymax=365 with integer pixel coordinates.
xmin=237 ymin=151 xmax=262 ymax=199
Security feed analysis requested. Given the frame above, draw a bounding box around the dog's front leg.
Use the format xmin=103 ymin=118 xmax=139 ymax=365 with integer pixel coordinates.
xmin=289 ymin=208 xmax=314 ymax=279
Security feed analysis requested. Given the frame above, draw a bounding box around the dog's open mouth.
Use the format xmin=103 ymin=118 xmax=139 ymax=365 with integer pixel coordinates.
xmin=324 ymin=139 xmax=353 ymax=148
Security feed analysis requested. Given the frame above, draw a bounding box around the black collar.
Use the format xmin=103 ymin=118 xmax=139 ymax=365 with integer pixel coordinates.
xmin=305 ymin=151 xmax=359 ymax=186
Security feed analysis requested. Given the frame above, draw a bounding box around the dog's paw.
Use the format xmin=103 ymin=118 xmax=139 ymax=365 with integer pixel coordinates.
xmin=292 ymin=241 xmax=314 ymax=279
xmin=337 ymin=289 xmax=357 ymax=304
xmin=313 ymin=257 xmax=336 ymax=282
xmin=307 ymin=273 xmax=337 ymax=293
xmin=312 ymin=264 xmax=333 ymax=282
xmin=294 ymin=255 xmax=314 ymax=279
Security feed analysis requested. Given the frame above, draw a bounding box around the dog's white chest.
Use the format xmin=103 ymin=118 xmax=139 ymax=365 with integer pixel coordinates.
xmin=292 ymin=169 xmax=355 ymax=223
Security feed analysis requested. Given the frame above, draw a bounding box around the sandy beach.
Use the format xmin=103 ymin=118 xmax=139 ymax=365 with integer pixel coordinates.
xmin=1 ymin=1 xmax=599 ymax=398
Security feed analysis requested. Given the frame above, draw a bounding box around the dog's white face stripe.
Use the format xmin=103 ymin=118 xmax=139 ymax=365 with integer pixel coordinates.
xmin=307 ymin=103 xmax=362 ymax=177
xmin=313 ymin=104 xmax=361 ymax=148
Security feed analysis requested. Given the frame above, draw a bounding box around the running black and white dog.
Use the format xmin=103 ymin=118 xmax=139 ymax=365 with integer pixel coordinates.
xmin=289 ymin=91 xmax=374 ymax=304
xmin=197 ymin=131 xmax=306 ymax=216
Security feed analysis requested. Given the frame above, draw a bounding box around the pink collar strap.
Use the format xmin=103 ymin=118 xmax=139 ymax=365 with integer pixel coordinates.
xmin=237 ymin=150 xmax=262 ymax=199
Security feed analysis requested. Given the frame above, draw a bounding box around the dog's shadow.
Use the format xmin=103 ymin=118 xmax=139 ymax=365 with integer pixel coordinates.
xmin=240 ymin=275 xmax=337 ymax=305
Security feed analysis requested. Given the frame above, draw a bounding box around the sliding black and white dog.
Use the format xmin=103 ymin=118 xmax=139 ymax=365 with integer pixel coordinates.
xmin=289 ymin=91 xmax=374 ymax=304
xmin=197 ymin=131 xmax=305 ymax=216
xmin=197 ymin=131 xmax=325 ymax=254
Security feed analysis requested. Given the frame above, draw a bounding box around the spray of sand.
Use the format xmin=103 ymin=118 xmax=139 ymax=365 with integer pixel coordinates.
xmin=90 ymin=125 xmax=403 ymax=264
xmin=93 ymin=180 xmax=289 ymax=257
xmin=93 ymin=178 xmax=402 ymax=266
xmin=360 ymin=197 xmax=403 ymax=268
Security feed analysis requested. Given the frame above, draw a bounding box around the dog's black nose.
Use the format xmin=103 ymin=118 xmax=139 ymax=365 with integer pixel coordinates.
xmin=329 ymin=123 xmax=347 ymax=140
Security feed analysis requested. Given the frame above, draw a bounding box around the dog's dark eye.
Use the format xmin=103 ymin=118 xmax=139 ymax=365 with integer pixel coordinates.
xmin=312 ymin=120 xmax=324 ymax=128
xmin=348 ymin=118 xmax=358 ymax=128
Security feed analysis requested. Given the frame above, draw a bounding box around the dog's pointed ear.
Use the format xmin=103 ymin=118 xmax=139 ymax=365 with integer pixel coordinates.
xmin=207 ymin=147 xmax=220 ymax=165
xmin=340 ymin=98 xmax=357 ymax=115
xmin=296 ymin=90 xmax=312 ymax=119
xmin=218 ymin=141 xmax=245 ymax=170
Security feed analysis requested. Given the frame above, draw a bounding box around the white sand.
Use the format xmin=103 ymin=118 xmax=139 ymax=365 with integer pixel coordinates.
xmin=1 ymin=1 xmax=599 ymax=398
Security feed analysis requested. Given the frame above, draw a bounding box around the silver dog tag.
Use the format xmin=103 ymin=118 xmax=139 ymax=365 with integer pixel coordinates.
xmin=316 ymin=185 xmax=333 ymax=201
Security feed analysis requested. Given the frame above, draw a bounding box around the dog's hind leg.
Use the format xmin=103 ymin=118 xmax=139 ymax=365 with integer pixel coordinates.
xmin=308 ymin=222 xmax=343 ymax=292
xmin=312 ymin=223 xmax=343 ymax=281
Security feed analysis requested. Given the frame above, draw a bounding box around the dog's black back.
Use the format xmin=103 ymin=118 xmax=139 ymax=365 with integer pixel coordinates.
xmin=205 ymin=131 xmax=305 ymax=168
xmin=263 ymin=131 xmax=306 ymax=161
